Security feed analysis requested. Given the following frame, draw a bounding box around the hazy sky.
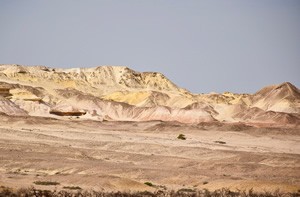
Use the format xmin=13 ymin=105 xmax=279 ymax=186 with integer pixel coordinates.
xmin=0 ymin=0 xmax=299 ymax=93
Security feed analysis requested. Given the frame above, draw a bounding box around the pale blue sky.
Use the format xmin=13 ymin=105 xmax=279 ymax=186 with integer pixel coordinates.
xmin=0 ymin=0 xmax=299 ymax=93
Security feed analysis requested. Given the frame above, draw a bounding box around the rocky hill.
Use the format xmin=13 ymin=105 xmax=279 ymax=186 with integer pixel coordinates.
xmin=0 ymin=64 xmax=299 ymax=125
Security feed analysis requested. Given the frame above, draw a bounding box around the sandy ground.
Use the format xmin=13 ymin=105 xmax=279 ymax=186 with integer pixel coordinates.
xmin=0 ymin=115 xmax=299 ymax=192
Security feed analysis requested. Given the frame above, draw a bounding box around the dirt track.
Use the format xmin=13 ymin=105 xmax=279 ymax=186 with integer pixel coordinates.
xmin=0 ymin=115 xmax=299 ymax=192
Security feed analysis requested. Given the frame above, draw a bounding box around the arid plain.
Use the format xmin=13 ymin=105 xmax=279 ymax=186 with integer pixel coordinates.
xmin=0 ymin=65 xmax=299 ymax=193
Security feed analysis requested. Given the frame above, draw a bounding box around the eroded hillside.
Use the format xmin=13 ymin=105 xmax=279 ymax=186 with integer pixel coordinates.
xmin=0 ymin=64 xmax=299 ymax=125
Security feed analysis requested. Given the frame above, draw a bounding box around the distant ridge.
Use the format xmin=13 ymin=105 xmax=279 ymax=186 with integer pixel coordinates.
xmin=0 ymin=64 xmax=299 ymax=125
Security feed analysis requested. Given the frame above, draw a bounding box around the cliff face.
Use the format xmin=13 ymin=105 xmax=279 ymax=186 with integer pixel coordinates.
xmin=0 ymin=64 xmax=299 ymax=125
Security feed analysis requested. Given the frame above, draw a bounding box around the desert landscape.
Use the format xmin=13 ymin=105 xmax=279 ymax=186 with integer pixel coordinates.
xmin=0 ymin=64 xmax=299 ymax=195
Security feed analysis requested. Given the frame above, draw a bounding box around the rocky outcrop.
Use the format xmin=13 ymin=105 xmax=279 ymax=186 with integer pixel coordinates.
xmin=50 ymin=104 xmax=87 ymax=116
xmin=0 ymin=87 xmax=11 ymax=98
xmin=0 ymin=96 xmax=27 ymax=116
xmin=50 ymin=111 xmax=87 ymax=116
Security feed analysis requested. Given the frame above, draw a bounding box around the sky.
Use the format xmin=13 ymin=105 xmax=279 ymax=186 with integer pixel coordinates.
xmin=0 ymin=0 xmax=299 ymax=93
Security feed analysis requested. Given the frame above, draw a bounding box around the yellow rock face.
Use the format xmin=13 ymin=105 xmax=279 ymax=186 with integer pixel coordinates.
xmin=103 ymin=91 xmax=151 ymax=106
xmin=10 ymin=88 xmax=42 ymax=101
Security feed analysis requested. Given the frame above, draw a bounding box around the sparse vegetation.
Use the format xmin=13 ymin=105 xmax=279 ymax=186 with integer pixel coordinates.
xmin=177 ymin=188 xmax=196 ymax=193
xmin=214 ymin=140 xmax=226 ymax=144
xmin=177 ymin=134 xmax=186 ymax=140
xmin=33 ymin=181 xmax=60 ymax=186
xmin=0 ymin=186 xmax=298 ymax=197
xmin=63 ymin=186 xmax=82 ymax=190
xmin=7 ymin=170 xmax=28 ymax=176
xmin=144 ymin=181 xmax=154 ymax=187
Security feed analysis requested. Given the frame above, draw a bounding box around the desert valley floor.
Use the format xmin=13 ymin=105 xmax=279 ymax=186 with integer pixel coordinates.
xmin=0 ymin=115 xmax=299 ymax=193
